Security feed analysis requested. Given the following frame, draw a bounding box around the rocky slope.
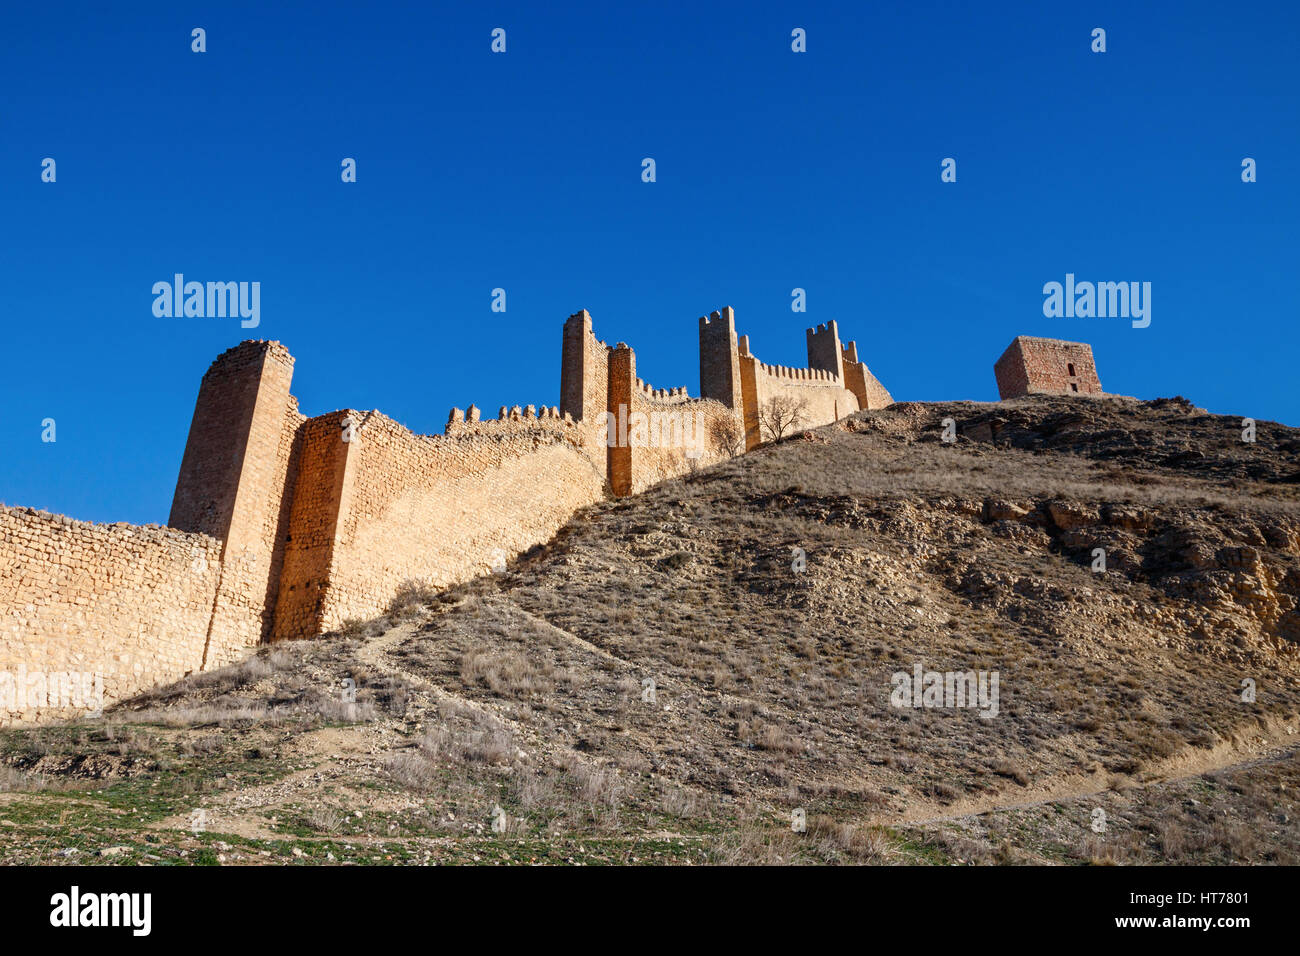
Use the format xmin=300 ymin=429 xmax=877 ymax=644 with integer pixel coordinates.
xmin=2 ymin=394 xmax=1297 ymax=864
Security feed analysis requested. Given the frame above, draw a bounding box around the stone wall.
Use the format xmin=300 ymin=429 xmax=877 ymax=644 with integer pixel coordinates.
xmin=270 ymin=412 xmax=354 ymax=642
xmin=0 ymin=505 xmax=223 ymax=724
xmin=739 ymin=354 xmax=861 ymax=448
xmin=699 ymin=308 xmax=745 ymax=411
xmin=700 ymin=310 xmax=891 ymax=450
xmin=1 ymin=306 xmax=898 ymax=720
xmin=284 ymin=411 xmax=605 ymax=636
xmin=995 ymin=336 xmax=1103 ymax=399
xmin=841 ymin=341 xmax=894 ymax=410
xmin=561 ymin=311 xmax=613 ymax=456
xmin=609 ymin=350 xmax=736 ymax=496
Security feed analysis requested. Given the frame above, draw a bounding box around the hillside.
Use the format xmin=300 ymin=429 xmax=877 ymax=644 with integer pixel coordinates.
xmin=3 ymin=394 xmax=1299 ymax=865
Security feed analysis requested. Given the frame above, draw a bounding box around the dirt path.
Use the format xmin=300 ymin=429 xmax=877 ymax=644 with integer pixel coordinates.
xmin=353 ymin=618 xmax=534 ymax=741
xmin=365 ymin=609 xmax=1300 ymax=834
xmin=893 ymin=714 xmax=1299 ymax=827
xmin=144 ymin=610 xmax=1298 ymax=845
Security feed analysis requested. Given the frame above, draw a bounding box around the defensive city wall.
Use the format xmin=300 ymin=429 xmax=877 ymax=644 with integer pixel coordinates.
xmin=0 ymin=307 xmax=892 ymax=722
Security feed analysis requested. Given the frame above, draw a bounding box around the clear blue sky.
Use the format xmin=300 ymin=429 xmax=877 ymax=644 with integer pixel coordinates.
xmin=2 ymin=1 xmax=1296 ymax=525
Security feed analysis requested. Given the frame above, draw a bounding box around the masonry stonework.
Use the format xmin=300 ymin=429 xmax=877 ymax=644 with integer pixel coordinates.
xmin=297 ymin=411 xmax=605 ymax=636
xmin=994 ymin=336 xmax=1103 ymax=399
xmin=0 ymin=507 xmax=222 ymax=724
xmin=702 ymin=312 xmax=893 ymax=451
xmin=0 ymin=306 xmax=894 ymax=723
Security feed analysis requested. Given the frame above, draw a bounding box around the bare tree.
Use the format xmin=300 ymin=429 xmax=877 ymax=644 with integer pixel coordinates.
xmin=757 ymin=394 xmax=809 ymax=442
xmin=707 ymin=414 xmax=745 ymax=458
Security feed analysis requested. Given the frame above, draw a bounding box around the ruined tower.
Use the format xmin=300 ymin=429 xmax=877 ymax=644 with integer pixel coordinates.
xmin=994 ymin=336 xmax=1103 ymax=399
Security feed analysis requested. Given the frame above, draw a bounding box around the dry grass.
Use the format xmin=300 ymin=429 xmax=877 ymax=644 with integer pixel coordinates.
xmin=0 ymin=764 xmax=60 ymax=793
xmin=7 ymin=394 xmax=1293 ymax=865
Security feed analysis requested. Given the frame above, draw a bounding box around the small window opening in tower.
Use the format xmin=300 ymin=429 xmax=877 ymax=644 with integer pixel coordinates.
xmin=1067 ymin=362 xmax=1076 ymax=376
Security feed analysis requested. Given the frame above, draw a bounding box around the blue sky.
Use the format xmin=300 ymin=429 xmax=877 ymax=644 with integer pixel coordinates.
xmin=2 ymin=1 xmax=1297 ymax=525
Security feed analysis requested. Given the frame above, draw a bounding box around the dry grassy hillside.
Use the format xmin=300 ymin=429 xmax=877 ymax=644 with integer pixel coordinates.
xmin=3 ymin=394 xmax=1298 ymax=865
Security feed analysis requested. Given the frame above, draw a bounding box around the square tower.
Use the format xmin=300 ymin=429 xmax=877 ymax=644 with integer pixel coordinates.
xmin=994 ymin=337 xmax=1102 ymax=399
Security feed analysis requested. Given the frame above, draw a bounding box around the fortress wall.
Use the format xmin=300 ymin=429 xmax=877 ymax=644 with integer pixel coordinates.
xmin=561 ymin=311 xmax=613 ymax=470
xmin=625 ymin=391 xmax=735 ymax=495
xmin=706 ymin=312 xmax=864 ymax=449
xmin=607 ymin=346 xmax=635 ymax=496
xmin=1 ymin=309 xmax=899 ymax=724
xmin=738 ymin=357 xmax=860 ymax=446
xmin=605 ymin=341 xmax=738 ymax=496
xmin=841 ymin=342 xmax=894 ymax=411
xmin=248 ymin=397 xmax=308 ymax=649
xmin=0 ymin=505 xmax=223 ymax=725
xmin=445 ymin=404 xmax=569 ymax=438
xmin=699 ymin=308 xmax=744 ymax=410
xmin=806 ymin=321 xmax=846 ymax=382
xmin=281 ymin=411 xmax=605 ymax=635
xmin=271 ymin=413 xmax=355 ymax=641
xmin=560 ymin=311 xmax=613 ymax=490
xmin=844 ymin=363 xmax=894 ymax=411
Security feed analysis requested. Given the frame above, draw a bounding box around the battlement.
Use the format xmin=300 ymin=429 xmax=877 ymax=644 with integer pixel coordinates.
xmin=806 ymin=320 xmax=845 ymax=381
xmin=709 ymin=310 xmax=889 ymax=449
xmin=444 ymin=403 xmax=577 ymax=438
xmin=635 ymin=379 xmax=693 ymax=404
xmin=561 ymin=309 xmax=614 ymax=425
xmin=756 ymin=362 xmax=839 ymax=384
xmin=839 ymin=338 xmax=894 ymax=411
xmin=699 ymin=308 xmax=736 ymax=334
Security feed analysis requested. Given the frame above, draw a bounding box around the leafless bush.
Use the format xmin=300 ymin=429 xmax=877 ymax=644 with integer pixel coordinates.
xmin=238 ymin=656 xmax=273 ymax=682
xmin=1077 ymin=832 xmax=1141 ymax=864
xmin=267 ymin=647 xmax=296 ymax=670
xmin=925 ymin=780 xmax=962 ymax=803
xmin=420 ymin=723 xmax=513 ymax=766
xmin=183 ymin=734 xmax=224 ymax=755
xmin=336 ymin=618 xmax=388 ymax=639
xmin=738 ymin=719 xmax=804 ymax=753
xmin=993 ymin=759 xmax=1029 ymax=785
xmin=715 ymin=818 xmax=802 ymax=865
xmin=558 ymin=753 xmax=624 ymax=809
xmin=316 ymin=697 xmax=376 ymax=723
xmin=306 ymin=806 xmax=345 ymax=833
xmin=513 ymin=771 xmax=558 ymax=810
xmin=133 ymin=702 xmax=275 ymax=728
xmin=757 ymin=395 xmax=809 ymax=442
xmin=808 ymin=815 xmax=894 ymax=862
xmin=708 ymin=415 xmax=745 ymax=458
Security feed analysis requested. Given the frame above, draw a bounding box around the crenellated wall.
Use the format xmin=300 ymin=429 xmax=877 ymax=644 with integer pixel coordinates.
xmin=0 ymin=305 xmax=893 ymax=720
xmin=700 ymin=312 xmax=890 ymax=450
xmin=841 ymin=340 xmax=894 ymax=411
xmin=606 ymin=343 xmax=735 ymax=496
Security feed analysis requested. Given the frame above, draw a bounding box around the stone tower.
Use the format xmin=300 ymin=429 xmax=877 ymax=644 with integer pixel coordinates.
xmin=994 ymin=336 xmax=1103 ymax=399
